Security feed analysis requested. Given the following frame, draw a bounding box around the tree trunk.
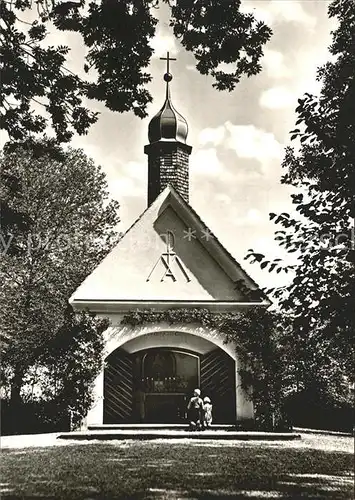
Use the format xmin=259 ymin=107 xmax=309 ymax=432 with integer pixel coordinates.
xmin=10 ymin=369 xmax=25 ymax=407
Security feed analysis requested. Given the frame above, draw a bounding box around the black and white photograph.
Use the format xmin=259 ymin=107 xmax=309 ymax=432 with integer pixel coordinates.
xmin=1 ymin=0 xmax=354 ymax=498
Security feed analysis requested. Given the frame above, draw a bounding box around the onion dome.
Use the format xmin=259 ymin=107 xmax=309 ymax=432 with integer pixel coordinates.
xmin=148 ymin=72 xmax=188 ymax=144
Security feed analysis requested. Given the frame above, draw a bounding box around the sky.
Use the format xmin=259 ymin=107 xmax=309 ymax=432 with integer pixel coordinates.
xmin=5 ymin=0 xmax=336 ymax=291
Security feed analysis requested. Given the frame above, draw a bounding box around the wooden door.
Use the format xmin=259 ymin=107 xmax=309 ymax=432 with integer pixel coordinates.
xmin=200 ymin=349 xmax=236 ymax=423
xmin=103 ymin=349 xmax=133 ymax=423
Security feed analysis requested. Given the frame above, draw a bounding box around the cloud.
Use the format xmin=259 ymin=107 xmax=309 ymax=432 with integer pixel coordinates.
xmin=259 ymin=86 xmax=297 ymax=109
xmin=191 ymin=148 xmax=224 ymax=177
xmin=122 ymin=161 xmax=145 ymax=181
xmin=215 ymin=193 xmax=232 ymax=205
xmin=109 ymin=176 xmax=144 ymax=200
xmin=246 ymin=208 xmax=262 ymax=224
xmin=215 ymin=62 xmax=236 ymax=74
xmin=106 ymin=160 xmax=145 ymax=201
xmin=150 ymin=32 xmax=178 ymax=58
xmin=241 ymin=0 xmax=316 ymax=28
xmin=198 ymin=126 xmax=225 ymax=146
xmin=271 ymin=1 xmax=316 ymax=27
xmin=231 ymin=208 xmax=264 ymax=227
xmin=224 ymin=122 xmax=283 ymax=162
xmin=263 ymin=49 xmax=290 ymax=79
xmin=191 ymin=122 xmax=284 ymax=181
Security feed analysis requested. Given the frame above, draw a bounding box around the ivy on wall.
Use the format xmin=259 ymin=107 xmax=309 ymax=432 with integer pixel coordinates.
xmin=122 ymin=308 xmax=221 ymax=329
xmin=121 ymin=307 xmax=291 ymax=430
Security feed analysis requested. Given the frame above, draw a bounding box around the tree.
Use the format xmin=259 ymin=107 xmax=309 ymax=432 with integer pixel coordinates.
xmin=0 ymin=0 xmax=272 ymax=142
xmin=31 ymin=308 xmax=109 ymax=429
xmin=0 ymin=171 xmax=30 ymax=255
xmin=246 ymin=0 xmax=355 ymax=403
xmin=222 ymin=308 xmax=293 ymax=430
xmin=0 ymin=139 xmax=120 ymax=411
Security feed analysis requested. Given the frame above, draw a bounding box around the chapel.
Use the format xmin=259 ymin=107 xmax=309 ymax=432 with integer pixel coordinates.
xmin=70 ymin=55 xmax=270 ymax=428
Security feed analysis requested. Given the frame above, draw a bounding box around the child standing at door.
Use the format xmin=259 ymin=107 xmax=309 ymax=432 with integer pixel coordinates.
xmin=203 ymin=396 xmax=213 ymax=428
xmin=187 ymin=388 xmax=203 ymax=430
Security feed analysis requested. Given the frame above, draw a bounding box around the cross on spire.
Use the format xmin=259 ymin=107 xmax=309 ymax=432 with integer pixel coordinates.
xmin=160 ymin=51 xmax=176 ymax=75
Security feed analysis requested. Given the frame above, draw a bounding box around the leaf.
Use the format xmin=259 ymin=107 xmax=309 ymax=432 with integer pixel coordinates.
xmin=252 ymin=253 xmax=265 ymax=263
xmin=269 ymin=263 xmax=277 ymax=272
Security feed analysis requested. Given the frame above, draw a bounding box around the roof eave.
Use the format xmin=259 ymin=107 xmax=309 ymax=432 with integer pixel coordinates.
xmin=70 ymin=298 xmax=271 ymax=314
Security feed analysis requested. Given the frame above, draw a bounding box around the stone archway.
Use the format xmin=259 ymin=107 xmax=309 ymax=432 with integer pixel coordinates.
xmin=84 ymin=323 xmax=254 ymax=427
xmin=103 ymin=322 xmax=238 ymax=361
xmin=103 ymin=329 xmax=236 ymax=424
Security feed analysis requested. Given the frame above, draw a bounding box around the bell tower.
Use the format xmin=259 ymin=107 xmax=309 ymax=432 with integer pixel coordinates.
xmin=144 ymin=52 xmax=192 ymax=206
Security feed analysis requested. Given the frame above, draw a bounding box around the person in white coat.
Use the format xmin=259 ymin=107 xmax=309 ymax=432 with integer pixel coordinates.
xmin=203 ymin=396 xmax=213 ymax=428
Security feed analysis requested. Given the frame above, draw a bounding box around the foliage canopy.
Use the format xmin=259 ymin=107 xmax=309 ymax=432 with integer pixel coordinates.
xmin=0 ymin=0 xmax=272 ymax=142
xmin=246 ymin=0 xmax=355 ymax=400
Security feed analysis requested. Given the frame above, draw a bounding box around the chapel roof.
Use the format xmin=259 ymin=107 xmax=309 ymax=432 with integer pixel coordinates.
xmin=69 ymin=185 xmax=271 ymax=311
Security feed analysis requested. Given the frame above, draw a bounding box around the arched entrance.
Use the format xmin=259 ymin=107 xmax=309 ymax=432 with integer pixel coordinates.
xmin=103 ymin=338 xmax=236 ymax=424
xmin=134 ymin=348 xmax=199 ymax=423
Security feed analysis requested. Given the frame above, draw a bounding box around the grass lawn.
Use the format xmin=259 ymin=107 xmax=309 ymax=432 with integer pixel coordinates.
xmin=1 ymin=434 xmax=353 ymax=499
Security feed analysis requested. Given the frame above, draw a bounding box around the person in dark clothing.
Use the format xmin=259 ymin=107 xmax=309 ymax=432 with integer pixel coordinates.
xmin=187 ymin=388 xmax=203 ymax=430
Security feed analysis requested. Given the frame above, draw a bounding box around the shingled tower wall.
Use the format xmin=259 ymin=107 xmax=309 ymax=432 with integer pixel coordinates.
xmin=144 ymin=141 xmax=192 ymax=205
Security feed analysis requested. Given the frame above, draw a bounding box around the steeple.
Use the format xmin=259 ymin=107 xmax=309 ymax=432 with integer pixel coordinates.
xmin=144 ymin=52 xmax=192 ymax=206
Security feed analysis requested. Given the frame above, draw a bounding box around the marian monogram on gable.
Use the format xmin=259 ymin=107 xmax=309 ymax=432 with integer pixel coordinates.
xmin=147 ymin=230 xmax=190 ymax=283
